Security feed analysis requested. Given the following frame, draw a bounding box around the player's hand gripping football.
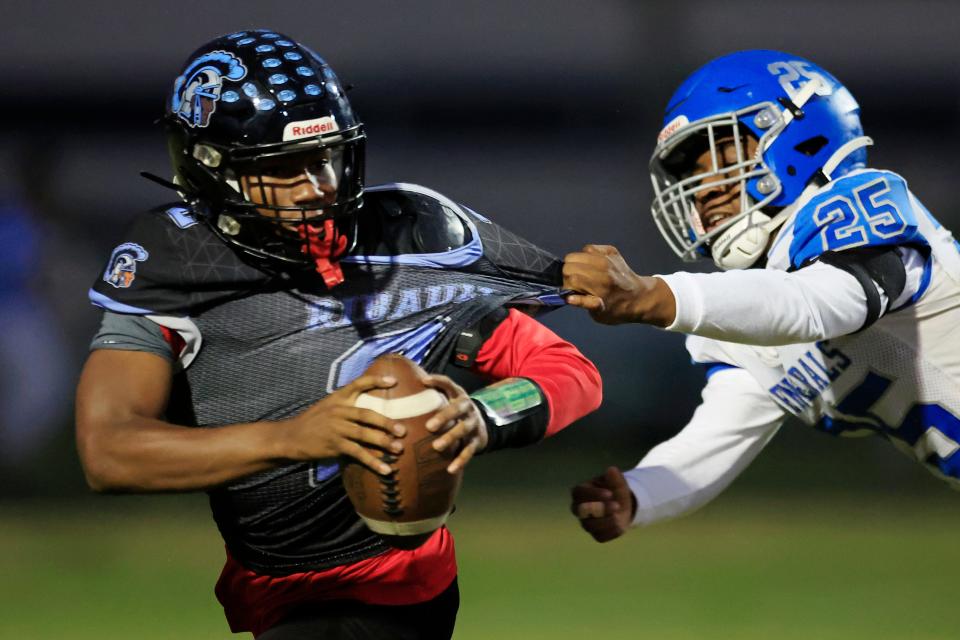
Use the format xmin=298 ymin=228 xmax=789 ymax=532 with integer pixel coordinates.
xmin=422 ymin=374 xmax=489 ymax=474
xmin=563 ymin=244 xmax=676 ymax=327
xmin=570 ymin=466 xmax=637 ymax=543
xmin=278 ymin=374 xmax=405 ymax=476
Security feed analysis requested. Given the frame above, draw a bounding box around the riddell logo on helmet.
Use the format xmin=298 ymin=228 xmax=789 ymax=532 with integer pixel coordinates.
xmin=657 ymin=115 xmax=689 ymax=144
xmin=283 ymin=117 xmax=340 ymax=141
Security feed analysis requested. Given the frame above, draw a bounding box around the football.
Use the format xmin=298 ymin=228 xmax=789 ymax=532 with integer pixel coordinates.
xmin=341 ymin=354 xmax=463 ymax=549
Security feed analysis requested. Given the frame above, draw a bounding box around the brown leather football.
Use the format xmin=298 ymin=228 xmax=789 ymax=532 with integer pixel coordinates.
xmin=341 ymin=354 xmax=463 ymax=550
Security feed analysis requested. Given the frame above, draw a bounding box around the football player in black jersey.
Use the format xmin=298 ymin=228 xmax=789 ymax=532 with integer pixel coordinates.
xmin=76 ymin=30 xmax=602 ymax=639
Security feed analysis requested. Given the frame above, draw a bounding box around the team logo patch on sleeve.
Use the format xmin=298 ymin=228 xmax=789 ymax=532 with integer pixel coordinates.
xmin=103 ymin=243 xmax=149 ymax=289
xmin=171 ymin=51 xmax=247 ymax=128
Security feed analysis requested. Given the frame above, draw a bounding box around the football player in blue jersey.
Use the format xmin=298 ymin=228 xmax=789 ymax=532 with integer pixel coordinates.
xmin=74 ymin=30 xmax=602 ymax=637
xmin=564 ymin=50 xmax=960 ymax=542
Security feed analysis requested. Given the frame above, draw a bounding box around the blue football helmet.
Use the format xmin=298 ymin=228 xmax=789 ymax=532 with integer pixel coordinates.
xmin=649 ymin=50 xmax=871 ymax=269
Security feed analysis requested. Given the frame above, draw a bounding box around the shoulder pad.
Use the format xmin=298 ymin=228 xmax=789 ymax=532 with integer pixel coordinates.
xmin=467 ymin=206 xmax=561 ymax=284
xmin=787 ymin=169 xmax=922 ymax=268
xmin=90 ymin=203 xmax=265 ymax=315
xmin=360 ymin=183 xmax=561 ymax=285
xmin=362 ymin=184 xmax=472 ymax=254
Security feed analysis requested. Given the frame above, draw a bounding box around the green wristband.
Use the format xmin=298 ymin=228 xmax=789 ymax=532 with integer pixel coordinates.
xmin=470 ymin=377 xmax=543 ymax=427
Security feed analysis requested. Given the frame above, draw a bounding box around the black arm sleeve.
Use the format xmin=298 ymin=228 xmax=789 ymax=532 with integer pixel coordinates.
xmin=816 ymin=246 xmax=908 ymax=330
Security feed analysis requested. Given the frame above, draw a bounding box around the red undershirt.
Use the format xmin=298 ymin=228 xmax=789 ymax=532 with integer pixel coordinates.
xmin=162 ymin=309 xmax=601 ymax=636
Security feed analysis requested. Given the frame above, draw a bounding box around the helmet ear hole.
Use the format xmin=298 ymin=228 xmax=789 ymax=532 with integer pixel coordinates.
xmin=786 ymin=165 xmax=797 ymax=176
xmin=794 ymin=135 xmax=828 ymax=157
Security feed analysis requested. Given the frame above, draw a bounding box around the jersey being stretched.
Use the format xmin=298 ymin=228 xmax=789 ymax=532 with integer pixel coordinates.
xmin=88 ymin=183 xmax=579 ymax=574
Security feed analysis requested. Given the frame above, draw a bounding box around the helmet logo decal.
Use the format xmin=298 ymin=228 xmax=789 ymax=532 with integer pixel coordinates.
xmin=282 ymin=116 xmax=339 ymax=141
xmin=103 ymin=243 xmax=149 ymax=289
xmin=767 ymin=61 xmax=833 ymax=101
xmin=171 ymin=51 xmax=248 ymax=128
xmin=657 ymin=115 xmax=689 ymax=144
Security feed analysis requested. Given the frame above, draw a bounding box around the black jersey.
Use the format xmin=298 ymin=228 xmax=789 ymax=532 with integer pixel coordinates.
xmin=89 ymin=183 xmax=564 ymax=574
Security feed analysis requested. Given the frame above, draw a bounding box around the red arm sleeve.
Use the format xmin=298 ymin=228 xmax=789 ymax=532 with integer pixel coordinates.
xmin=472 ymin=309 xmax=602 ymax=436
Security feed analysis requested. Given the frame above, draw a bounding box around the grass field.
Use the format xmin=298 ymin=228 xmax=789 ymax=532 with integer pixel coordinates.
xmin=4 ymin=488 xmax=959 ymax=639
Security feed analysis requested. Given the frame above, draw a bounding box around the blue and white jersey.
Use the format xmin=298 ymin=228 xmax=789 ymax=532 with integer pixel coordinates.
xmin=686 ymin=169 xmax=960 ymax=485
xmin=769 ymin=169 xmax=927 ymax=270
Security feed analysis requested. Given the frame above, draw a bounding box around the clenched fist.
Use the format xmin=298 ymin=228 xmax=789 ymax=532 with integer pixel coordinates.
xmin=570 ymin=466 xmax=637 ymax=543
xmin=562 ymin=244 xmax=676 ymax=326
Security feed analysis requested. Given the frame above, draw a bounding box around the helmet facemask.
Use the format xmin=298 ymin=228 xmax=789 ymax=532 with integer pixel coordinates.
xmin=649 ymin=52 xmax=871 ymax=270
xmin=178 ymin=123 xmax=366 ymax=287
xmin=650 ymin=103 xmax=785 ymax=265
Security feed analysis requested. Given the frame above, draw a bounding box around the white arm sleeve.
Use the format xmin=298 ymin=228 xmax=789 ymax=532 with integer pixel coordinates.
xmin=625 ymin=367 xmax=786 ymax=527
xmin=659 ymin=246 xmax=926 ymax=346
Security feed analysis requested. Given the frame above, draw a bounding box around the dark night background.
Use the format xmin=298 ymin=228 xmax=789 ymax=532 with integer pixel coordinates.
xmin=2 ymin=0 xmax=959 ymax=499
xmin=5 ymin=3 xmax=960 ymax=639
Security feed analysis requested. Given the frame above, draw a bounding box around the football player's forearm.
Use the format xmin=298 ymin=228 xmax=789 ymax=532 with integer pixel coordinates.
xmin=657 ymin=262 xmax=873 ymax=346
xmin=625 ymin=368 xmax=784 ymax=526
xmin=625 ymin=432 xmax=767 ymax=527
xmin=625 ymin=276 xmax=679 ymax=327
xmin=473 ymin=309 xmax=602 ymax=439
xmin=77 ymin=416 xmax=285 ymax=493
xmin=518 ymin=345 xmax=602 ymax=437
xmin=76 ymin=349 xmax=288 ymax=492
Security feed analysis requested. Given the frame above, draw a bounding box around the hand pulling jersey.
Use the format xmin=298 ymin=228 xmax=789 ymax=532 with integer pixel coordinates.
xmin=89 ymin=183 xmax=569 ymax=573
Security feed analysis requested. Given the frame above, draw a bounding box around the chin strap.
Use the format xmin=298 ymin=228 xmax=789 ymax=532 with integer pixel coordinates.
xmin=712 ymin=135 xmax=875 ymax=271
xmin=298 ymin=219 xmax=349 ymax=287
xmin=711 ymin=209 xmax=792 ymax=270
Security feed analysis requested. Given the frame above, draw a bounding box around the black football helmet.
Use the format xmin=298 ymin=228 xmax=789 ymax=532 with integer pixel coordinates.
xmin=163 ymin=29 xmax=366 ymax=286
